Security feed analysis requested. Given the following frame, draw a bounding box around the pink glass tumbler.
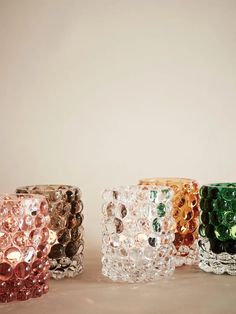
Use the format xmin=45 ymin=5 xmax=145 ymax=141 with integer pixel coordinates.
xmin=0 ymin=194 xmax=51 ymax=302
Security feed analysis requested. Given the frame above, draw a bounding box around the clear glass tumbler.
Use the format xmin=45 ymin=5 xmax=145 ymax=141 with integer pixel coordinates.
xmin=16 ymin=185 xmax=84 ymax=279
xmin=102 ymin=185 xmax=176 ymax=283
xmin=139 ymin=178 xmax=200 ymax=266
xmin=0 ymin=194 xmax=50 ymax=302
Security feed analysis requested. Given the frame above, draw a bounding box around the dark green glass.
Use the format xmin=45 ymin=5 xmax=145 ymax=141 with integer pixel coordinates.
xmin=199 ymin=183 xmax=236 ymax=254
xmin=152 ymin=218 xmax=161 ymax=232
xmin=199 ymin=224 xmax=206 ymax=237
xmin=157 ymin=203 xmax=166 ymax=217
xmin=209 ymin=211 xmax=220 ymax=226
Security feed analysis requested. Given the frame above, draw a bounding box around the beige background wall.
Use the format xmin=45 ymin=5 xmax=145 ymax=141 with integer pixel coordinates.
xmin=0 ymin=0 xmax=236 ymax=250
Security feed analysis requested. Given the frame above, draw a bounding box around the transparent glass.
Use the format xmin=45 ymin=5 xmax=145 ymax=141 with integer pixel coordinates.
xmin=199 ymin=183 xmax=236 ymax=275
xmin=16 ymin=185 xmax=84 ymax=279
xmin=102 ymin=185 xmax=176 ymax=283
xmin=0 ymin=194 xmax=50 ymax=302
xmin=139 ymin=178 xmax=199 ymax=266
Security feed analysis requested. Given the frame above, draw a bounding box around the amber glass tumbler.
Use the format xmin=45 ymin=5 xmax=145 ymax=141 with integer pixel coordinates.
xmin=139 ymin=178 xmax=200 ymax=266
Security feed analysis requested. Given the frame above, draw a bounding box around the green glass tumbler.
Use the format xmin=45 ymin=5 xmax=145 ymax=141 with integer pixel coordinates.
xmin=199 ymin=183 xmax=236 ymax=275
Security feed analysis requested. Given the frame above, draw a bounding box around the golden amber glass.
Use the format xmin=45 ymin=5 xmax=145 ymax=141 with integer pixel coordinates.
xmin=139 ymin=178 xmax=200 ymax=266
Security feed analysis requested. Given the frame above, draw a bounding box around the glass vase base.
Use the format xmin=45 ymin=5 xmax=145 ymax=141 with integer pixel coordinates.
xmin=50 ymin=255 xmax=83 ymax=279
xmin=0 ymin=264 xmax=49 ymax=303
xmin=175 ymin=241 xmax=199 ymax=267
xmin=199 ymin=239 xmax=236 ymax=275
xmin=102 ymin=243 xmax=176 ymax=283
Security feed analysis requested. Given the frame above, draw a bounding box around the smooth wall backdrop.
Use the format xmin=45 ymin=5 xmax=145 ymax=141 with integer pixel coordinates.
xmin=0 ymin=0 xmax=236 ymax=250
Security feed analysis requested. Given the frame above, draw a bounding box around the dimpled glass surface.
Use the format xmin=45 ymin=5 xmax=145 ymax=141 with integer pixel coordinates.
xmin=102 ymin=185 xmax=176 ymax=283
xmin=139 ymin=178 xmax=199 ymax=266
xmin=0 ymin=194 xmax=50 ymax=303
xmin=199 ymin=183 xmax=236 ymax=275
xmin=16 ymin=185 xmax=84 ymax=279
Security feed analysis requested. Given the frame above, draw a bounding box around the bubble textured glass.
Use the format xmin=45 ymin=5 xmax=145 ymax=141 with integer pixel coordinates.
xmin=0 ymin=194 xmax=50 ymax=303
xmin=102 ymin=185 xmax=176 ymax=283
xmin=16 ymin=185 xmax=84 ymax=279
xmin=199 ymin=183 xmax=236 ymax=275
xmin=139 ymin=178 xmax=200 ymax=266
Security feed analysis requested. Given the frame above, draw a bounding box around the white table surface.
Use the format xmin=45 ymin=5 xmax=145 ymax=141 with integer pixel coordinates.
xmin=0 ymin=251 xmax=236 ymax=314
xmin=0 ymin=250 xmax=235 ymax=314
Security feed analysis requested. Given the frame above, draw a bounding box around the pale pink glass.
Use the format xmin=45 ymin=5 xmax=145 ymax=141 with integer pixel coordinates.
xmin=0 ymin=194 xmax=50 ymax=303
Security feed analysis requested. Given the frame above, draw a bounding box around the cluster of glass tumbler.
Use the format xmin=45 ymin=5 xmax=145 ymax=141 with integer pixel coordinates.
xmin=102 ymin=179 xmax=236 ymax=282
xmin=0 ymin=179 xmax=235 ymax=303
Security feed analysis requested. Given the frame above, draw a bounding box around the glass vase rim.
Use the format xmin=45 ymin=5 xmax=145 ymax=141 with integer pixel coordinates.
xmin=139 ymin=177 xmax=196 ymax=184
xmin=202 ymin=182 xmax=236 ymax=189
xmin=0 ymin=193 xmax=46 ymax=201
xmin=16 ymin=184 xmax=80 ymax=193
xmin=103 ymin=184 xmax=173 ymax=192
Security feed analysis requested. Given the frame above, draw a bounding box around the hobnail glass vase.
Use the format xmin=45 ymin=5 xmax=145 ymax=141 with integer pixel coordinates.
xmin=0 ymin=194 xmax=50 ymax=302
xmin=16 ymin=185 xmax=84 ymax=279
xmin=139 ymin=178 xmax=200 ymax=266
xmin=101 ymin=185 xmax=176 ymax=283
xmin=199 ymin=183 xmax=236 ymax=275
